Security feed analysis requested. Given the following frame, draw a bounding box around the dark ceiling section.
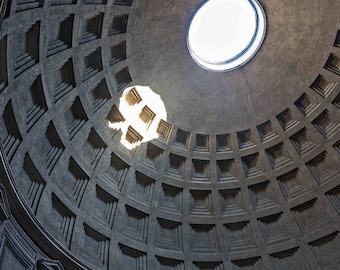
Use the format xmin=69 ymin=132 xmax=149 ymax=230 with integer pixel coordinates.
xmin=0 ymin=0 xmax=339 ymax=269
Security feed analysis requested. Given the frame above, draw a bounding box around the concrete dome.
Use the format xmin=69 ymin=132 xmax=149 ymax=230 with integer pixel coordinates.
xmin=0 ymin=0 xmax=339 ymax=269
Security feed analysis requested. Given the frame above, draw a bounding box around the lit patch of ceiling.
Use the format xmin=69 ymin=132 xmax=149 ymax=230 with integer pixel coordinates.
xmin=108 ymin=86 xmax=167 ymax=149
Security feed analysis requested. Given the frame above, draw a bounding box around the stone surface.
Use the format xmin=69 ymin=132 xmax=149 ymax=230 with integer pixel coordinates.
xmin=0 ymin=0 xmax=339 ymax=269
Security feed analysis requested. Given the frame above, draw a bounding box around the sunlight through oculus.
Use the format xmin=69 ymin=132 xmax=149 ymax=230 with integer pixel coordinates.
xmin=108 ymin=86 xmax=167 ymax=150
xmin=187 ymin=0 xmax=266 ymax=71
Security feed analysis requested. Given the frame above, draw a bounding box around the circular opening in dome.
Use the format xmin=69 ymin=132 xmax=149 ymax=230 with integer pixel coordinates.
xmin=187 ymin=0 xmax=266 ymax=72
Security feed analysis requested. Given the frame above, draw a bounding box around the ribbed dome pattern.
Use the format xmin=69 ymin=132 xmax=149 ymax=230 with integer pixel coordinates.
xmin=0 ymin=0 xmax=339 ymax=269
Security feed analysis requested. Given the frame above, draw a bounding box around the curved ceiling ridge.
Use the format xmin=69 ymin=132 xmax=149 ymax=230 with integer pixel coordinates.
xmin=0 ymin=0 xmax=339 ymax=269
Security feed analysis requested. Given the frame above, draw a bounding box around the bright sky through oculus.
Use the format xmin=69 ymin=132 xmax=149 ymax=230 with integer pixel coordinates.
xmin=187 ymin=0 xmax=266 ymax=71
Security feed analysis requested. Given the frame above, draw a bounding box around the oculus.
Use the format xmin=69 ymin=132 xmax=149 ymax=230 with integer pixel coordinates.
xmin=187 ymin=0 xmax=266 ymax=71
